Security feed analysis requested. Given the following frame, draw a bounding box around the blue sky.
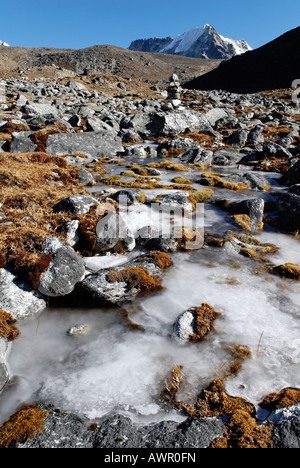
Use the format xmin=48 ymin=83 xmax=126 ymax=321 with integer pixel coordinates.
xmin=2 ymin=0 xmax=300 ymax=50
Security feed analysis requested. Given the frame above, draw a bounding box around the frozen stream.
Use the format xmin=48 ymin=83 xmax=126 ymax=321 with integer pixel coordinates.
xmin=0 ymin=157 xmax=300 ymax=426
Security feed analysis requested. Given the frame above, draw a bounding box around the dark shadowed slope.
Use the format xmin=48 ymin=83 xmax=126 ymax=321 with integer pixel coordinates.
xmin=182 ymin=26 xmax=300 ymax=93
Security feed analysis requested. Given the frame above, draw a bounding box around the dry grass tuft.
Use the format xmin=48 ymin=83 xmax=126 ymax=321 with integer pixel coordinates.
xmin=0 ymin=151 xmax=92 ymax=279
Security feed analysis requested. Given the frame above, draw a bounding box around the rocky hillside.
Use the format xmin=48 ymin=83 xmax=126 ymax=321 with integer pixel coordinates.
xmin=183 ymin=26 xmax=300 ymax=93
xmin=129 ymin=24 xmax=252 ymax=59
xmin=0 ymin=44 xmax=221 ymax=86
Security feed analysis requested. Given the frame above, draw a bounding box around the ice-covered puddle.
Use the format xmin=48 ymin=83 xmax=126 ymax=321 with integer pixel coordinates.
xmin=1 ymin=229 xmax=300 ymax=425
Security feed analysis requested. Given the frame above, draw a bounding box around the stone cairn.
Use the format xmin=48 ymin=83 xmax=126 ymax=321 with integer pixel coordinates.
xmin=163 ymin=74 xmax=182 ymax=110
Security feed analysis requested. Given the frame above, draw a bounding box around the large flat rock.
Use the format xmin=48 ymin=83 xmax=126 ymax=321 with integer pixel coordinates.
xmin=46 ymin=130 xmax=124 ymax=158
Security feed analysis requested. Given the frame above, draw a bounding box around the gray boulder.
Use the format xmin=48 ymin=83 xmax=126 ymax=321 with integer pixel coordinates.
xmin=154 ymin=192 xmax=195 ymax=212
xmin=79 ymin=252 xmax=170 ymax=304
xmin=279 ymin=160 xmax=300 ymax=186
xmin=138 ymin=232 xmax=179 ymax=253
xmin=150 ymin=109 xmax=213 ymax=135
xmin=19 ymin=407 xmax=226 ymax=449
xmin=38 ymin=238 xmax=86 ymax=297
xmin=263 ymin=141 xmax=293 ymax=159
xmin=78 ymin=168 xmax=95 ymax=186
xmin=95 ymin=211 xmax=135 ymax=253
xmin=125 ymin=110 xmax=213 ymax=137
xmin=204 ymin=108 xmax=228 ymax=128
xmin=0 ymin=269 xmax=46 ymax=320
xmin=179 ymin=148 xmax=213 ymax=165
xmin=66 ymin=80 xmax=89 ymax=93
xmin=275 ymin=191 xmax=300 ymax=232
xmin=22 ymin=101 xmax=59 ymax=118
xmin=122 ymin=113 xmax=153 ymax=138
xmin=213 ymin=149 xmax=243 ymax=166
xmin=92 ymin=413 xmax=226 ymax=449
xmin=228 ymin=198 xmax=265 ymax=231
xmin=247 ymin=125 xmax=264 ymax=149
xmin=270 ymin=406 xmax=300 ymax=448
xmin=9 ymin=131 xmax=37 ymax=153
xmin=53 ymin=194 xmax=99 ymax=214
xmin=56 ymin=220 xmax=80 ymax=247
xmin=46 ymin=130 xmax=124 ymax=158
xmin=20 ymin=404 xmax=94 ymax=448
xmin=227 ymin=128 xmax=249 ymax=147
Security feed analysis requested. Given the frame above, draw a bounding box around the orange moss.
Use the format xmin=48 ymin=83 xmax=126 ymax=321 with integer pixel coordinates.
xmin=146 ymin=251 xmax=174 ymax=271
xmin=146 ymin=161 xmax=189 ymax=172
xmin=189 ymin=303 xmax=221 ymax=342
xmin=227 ymin=343 xmax=252 ymax=360
xmin=259 ymin=387 xmax=300 ymax=411
xmin=171 ymin=176 xmax=192 ymax=185
xmin=0 ymin=310 xmax=20 ymax=341
xmin=0 ymin=404 xmax=48 ymax=448
xmin=106 ymin=267 xmax=163 ymax=295
xmin=211 ymin=410 xmax=273 ymax=448
xmin=191 ymin=378 xmax=256 ymax=419
xmin=188 ymin=188 xmax=214 ymax=203
xmin=200 ymin=173 xmax=250 ymax=191
xmin=231 ymin=214 xmax=252 ymax=232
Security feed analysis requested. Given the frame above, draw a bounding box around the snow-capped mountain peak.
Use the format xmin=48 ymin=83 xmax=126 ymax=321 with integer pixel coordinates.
xmin=0 ymin=40 xmax=10 ymax=47
xmin=129 ymin=24 xmax=252 ymax=60
xmin=161 ymin=25 xmax=209 ymax=54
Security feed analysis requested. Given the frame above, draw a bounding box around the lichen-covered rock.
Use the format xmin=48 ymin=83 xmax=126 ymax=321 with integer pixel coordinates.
xmin=79 ymin=251 xmax=173 ymax=304
xmin=38 ymin=238 xmax=86 ymax=297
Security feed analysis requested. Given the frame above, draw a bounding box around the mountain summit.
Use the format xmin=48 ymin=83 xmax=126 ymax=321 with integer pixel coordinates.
xmin=0 ymin=40 xmax=10 ymax=47
xmin=129 ymin=24 xmax=252 ymax=60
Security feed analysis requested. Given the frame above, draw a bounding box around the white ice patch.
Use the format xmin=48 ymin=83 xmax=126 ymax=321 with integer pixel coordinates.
xmin=2 ymin=243 xmax=300 ymax=425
